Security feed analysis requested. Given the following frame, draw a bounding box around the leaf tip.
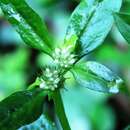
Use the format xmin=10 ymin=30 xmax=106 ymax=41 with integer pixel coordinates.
xmin=109 ymin=78 xmax=123 ymax=94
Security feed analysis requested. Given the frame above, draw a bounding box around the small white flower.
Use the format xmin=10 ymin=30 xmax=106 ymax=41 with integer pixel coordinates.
xmin=65 ymin=65 xmax=68 ymax=68
xmin=45 ymin=68 xmax=50 ymax=73
xmin=53 ymin=46 xmax=77 ymax=69
xmin=50 ymin=77 xmax=54 ymax=81
xmin=54 ymin=78 xmax=60 ymax=84
xmin=54 ymin=59 xmax=59 ymax=64
xmin=70 ymin=54 xmax=75 ymax=58
xmin=40 ymin=81 xmax=46 ymax=88
xmin=69 ymin=59 xmax=75 ymax=64
xmin=54 ymin=84 xmax=58 ymax=88
xmin=53 ymin=70 xmax=58 ymax=74
xmin=40 ymin=46 xmax=77 ymax=91
xmin=39 ymin=68 xmax=61 ymax=91
xmin=55 ymin=48 xmax=61 ymax=55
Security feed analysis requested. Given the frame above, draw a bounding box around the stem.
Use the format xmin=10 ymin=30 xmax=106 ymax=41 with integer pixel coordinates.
xmin=27 ymin=82 xmax=37 ymax=90
xmin=53 ymin=90 xmax=71 ymax=130
xmin=27 ymin=77 xmax=41 ymax=90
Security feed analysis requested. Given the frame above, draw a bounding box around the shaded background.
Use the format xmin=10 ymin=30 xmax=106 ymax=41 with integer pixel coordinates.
xmin=0 ymin=0 xmax=130 ymax=130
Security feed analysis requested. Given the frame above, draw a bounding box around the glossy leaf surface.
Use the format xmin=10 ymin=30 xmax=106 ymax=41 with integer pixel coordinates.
xmin=114 ymin=13 xmax=130 ymax=44
xmin=19 ymin=115 xmax=57 ymax=130
xmin=65 ymin=0 xmax=122 ymax=55
xmin=0 ymin=89 xmax=47 ymax=130
xmin=0 ymin=0 xmax=53 ymax=55
xmin=72 ymin=61 xmax=123 ymax=93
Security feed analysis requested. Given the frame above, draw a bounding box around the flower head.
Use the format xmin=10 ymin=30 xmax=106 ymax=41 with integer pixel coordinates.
xmin=53 ymin=45 xmax=77 ymax=69
xmin=40 ymin=68 xmax=61 ymax=91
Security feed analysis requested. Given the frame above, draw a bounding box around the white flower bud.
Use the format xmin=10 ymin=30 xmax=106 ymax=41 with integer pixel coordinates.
xmin=55 ymin=48 xmax=61 ymax=55
xmin=53 ymin=46 xmax=77 ymax=69
xmin=40 ymin=81 xmax=46 ymax=88
xmin=69 ymin=59 xmax=75 ymax=64
xmin=39 ymin=68 xmax=60 ymax=91
xmin=54 ymin=78 xmax=60 ymax=84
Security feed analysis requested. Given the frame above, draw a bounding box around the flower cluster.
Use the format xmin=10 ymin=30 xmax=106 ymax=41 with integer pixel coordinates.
xmin=53 ymin=45 xmax=76 ymax=69
xmin=39 ymin=45 xmax=77 ymax=91
xmin=40 ymin=68 xmax=60 ymax=91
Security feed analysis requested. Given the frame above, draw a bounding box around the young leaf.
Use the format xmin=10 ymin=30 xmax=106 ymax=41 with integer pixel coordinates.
xmin=0 ymin=88 xmax=47 ymax=130
xmin=0 ymin=0 xmax=53 ymax=55
xmin=113 ymin=13 xmax=130 ymax=44
xmin=72 ymin=61 xmax=123 ymax=93
xmin=65 ymin=0 xmax=122 ymax=56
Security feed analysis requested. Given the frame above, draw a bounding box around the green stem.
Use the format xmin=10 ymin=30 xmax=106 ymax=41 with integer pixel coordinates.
xmin=27 ymin=82 xmax=37 ymax=90
xmin=27 ymin=77 xmax=41 ymax=90
xmin=53 ymin=90 xmax=71 ymax=130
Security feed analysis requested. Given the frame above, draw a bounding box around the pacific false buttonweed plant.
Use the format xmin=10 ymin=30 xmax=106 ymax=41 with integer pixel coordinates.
xmin=1 ymin=0 xmax=130 ymax=129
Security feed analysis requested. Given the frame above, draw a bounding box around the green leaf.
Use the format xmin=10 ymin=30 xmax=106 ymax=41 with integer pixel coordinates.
xmin=72 ymin=61 xmax=123 ymax=93
xmin=0 ymin=88 xmax=47 ymax=130
xmin=0 ymin=0 xmax=53 ymax=55
xmin=65 ymin=0 xmax=122 ymax=56
xmin=19 ymin=115 xmax=57 ymax=130
xmin=113 ymin=13 xmax=130 ymax=44
xmin=124 ymin=125 xmax=130 ymax=130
